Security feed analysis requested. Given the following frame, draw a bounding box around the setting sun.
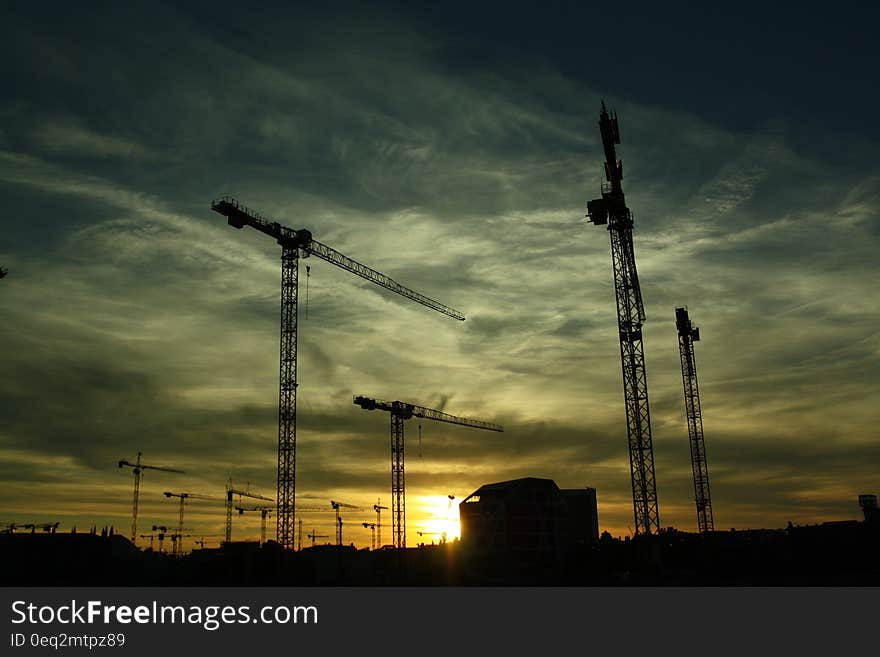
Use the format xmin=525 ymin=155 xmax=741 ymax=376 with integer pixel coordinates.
xmin=413 ymin=495 xmax=460 ymax=543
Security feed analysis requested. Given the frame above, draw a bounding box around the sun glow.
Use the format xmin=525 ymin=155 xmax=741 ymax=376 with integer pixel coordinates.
xmin=413 ymin=494 xmax=460 ymax=542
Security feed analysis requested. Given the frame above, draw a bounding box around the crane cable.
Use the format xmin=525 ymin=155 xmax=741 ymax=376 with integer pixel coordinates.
xmin=305 ymin=264 xmax=311 ymax=319
xmin=418 ymin=424 xmax=422 ymax=458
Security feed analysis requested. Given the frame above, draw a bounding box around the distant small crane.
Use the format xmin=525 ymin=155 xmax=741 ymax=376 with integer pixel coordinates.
xmin=170 ymin=533 xmax=192 ymax=554
xmin=373 ymin=500 xmax=388 ymax=549
xmin=164 ymin=492 xmax=215 ymax=556
xmin=140 ymin=533 xmax=156 ymax=550
xmin=118 ymin=453 xmax=183 ymax=546
xmin=235 ymin=505 xmax=275 ymax=545
xmin=151 ymin=525 xmax=170 ymax=553
xmin=362 ymin=522 xmax=377 ymax=550
xmin=330 ymin=500 xmax=360 ymax=546
xmin=225 ymin=481 xmax=273 ymax=545
xmin=307 ymin=531 xmax=329 ymax=547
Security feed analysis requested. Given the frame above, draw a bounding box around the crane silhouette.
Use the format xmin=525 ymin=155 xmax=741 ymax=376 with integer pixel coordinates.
xmin=212 ymin=196 xmax=465 ymax=550
xmin=163 ymin=492 xmax=215 ymax=556
xmin=586 ymin=103 xmax=660 ymax=535
xmin=362 ymin=522 xmax=377 ymax=550
xmin=373 ymin=500 xmax=388 ymax=549
xmin=225 ymin=480 xmax=273 ymax=545
xmin=675 ymin=307 xmax=714 ymax=533
xmin=118 ymin=453 xmax=183 ymax=546
xmin=330 ymin=500 xmax=360 ymax=546
xmin=353 ymin=396 xmax=502 ymax=549
xmin=151 ymin=525 xmax=170 ymax=553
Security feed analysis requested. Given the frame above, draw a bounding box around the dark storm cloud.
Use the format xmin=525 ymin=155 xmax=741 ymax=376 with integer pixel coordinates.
xmin=1 ymin=1 xmax=878 ymax=542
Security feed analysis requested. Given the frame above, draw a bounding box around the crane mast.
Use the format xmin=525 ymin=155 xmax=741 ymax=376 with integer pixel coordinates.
xmin=212 ymin=196 xmax=464 ymax=550
xmin=362 ymin=522 xmax=377 ymax=550
xmin=675 ymin=307 xmax=714 ymax=533
xmin=587 ymin=103 xmax=660 ymax=535
xmin=374 ymin=501 xmax=388 ymax=549
xmin=353 ymin=395 xmax=502 ymax=549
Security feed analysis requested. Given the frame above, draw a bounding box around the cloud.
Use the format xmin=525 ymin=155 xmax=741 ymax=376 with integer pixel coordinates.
xmin=32 ymin=120 xmax=154 ymax=159
xmin=1 ymin=2 xmax=878 ymax=546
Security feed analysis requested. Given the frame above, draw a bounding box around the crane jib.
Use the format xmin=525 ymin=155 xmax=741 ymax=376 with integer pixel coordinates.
xmin=353 ymin=395 xmax=503 ymax=432
xmin=211 ymin=197 xmax=465 ymax=321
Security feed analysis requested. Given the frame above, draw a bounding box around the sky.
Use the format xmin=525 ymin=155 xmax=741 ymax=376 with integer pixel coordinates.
xmin=1 ymin=1 xmax=878 ymax=549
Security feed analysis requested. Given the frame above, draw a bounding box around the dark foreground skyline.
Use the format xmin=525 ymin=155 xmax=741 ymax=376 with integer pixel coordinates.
xmin=1 ymin=2 xmax=878 ymax=548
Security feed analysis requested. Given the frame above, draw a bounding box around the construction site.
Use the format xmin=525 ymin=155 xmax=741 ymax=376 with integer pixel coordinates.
xmin=1 ymin=104 xmax=877 ymax=586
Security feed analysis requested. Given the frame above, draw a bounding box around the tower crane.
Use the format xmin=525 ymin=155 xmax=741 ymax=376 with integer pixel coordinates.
xmin=212 ymin=196 xmax=465 ymax=550
xmin=225 ymin=481 xmax=273 ymax=545
xmin=353 ymin=395 xmax=502 ymax=549
xmin=293 ymin=507 xmax=326 ymax=549
xmin=675 ymin=307 xmax=715 ymax=533
xmin=140 ymin=533 xmax=155 ymax=550
xmin=307 ymin=531 xmax=329 ymax=547
xmin=118 ymin=453 xmax=183 ymax=546
xmin=151 ymin=525 xmax=170 ymax=553
xmin=170 ymin=533 xmax=192 ymax=553
xmin=163 ymin=491 xmax=215 ymax=557
xmin=235 ymin=505 xmax=281 ymax=545
xmin=586 ymin=103 xmax=661 ymax=535
xmin=330 ymin=500 xmax=360 ymax=546
xmin=362 ymin=522 xmax=377 ymax=550
xmin=373 ymin=500 xmax=388 ymax=548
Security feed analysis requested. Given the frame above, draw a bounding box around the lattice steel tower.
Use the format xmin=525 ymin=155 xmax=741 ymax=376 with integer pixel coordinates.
xmin=587 ymin=103 xmax=660 ymax=535
xmin=675 ymin=306 xmax=714 ymax=533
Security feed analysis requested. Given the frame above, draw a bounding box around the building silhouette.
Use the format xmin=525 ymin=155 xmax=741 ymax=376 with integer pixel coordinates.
xmin=458 ymin=477 xmax=599 ymax=558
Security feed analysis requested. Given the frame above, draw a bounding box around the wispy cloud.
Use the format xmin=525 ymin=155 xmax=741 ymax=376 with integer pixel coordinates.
xmin=1 ymin=3 xmax=878 ymax=545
